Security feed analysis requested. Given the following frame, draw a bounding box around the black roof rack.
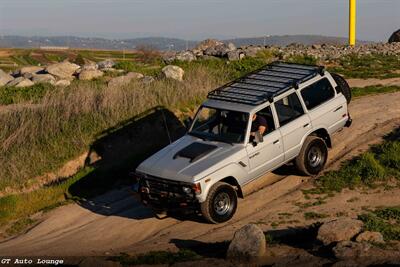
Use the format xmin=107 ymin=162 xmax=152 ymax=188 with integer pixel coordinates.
xmin=207 ymin=61 xmax=324 ymax=106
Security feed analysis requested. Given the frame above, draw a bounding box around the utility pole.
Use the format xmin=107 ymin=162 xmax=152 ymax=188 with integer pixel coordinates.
xmin=349 ymin=0 xmax=356 ymax=46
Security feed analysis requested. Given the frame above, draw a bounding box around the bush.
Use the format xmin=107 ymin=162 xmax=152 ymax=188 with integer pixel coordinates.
xmin=359 ymin=206 xmax=400 ymax=241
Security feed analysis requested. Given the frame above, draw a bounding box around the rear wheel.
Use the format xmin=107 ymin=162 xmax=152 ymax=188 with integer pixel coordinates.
xmin=295 ymin=136 xmax=328 ymax=176
xmin=331 ymin=73 xmax=351 ymax=104
xmin=201 ymin=182 xmax=237 ymax=224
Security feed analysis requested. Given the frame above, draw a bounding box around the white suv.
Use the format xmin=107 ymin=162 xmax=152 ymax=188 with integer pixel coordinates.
xmin=135 ymin=62 xmax=352 ymax=223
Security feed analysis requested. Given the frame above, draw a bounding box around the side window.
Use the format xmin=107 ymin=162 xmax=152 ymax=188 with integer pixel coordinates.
xmin=275 ymin=92 xmax=304 ymax=127
xmin=301 ymin=78 xmax=335 ymax=110
xmin=254 ymin=106 xmax=276 ymax=136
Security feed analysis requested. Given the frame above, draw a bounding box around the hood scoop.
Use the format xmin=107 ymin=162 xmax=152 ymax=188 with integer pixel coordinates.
xmin=173 ymin=142 xmax=218 ymax=163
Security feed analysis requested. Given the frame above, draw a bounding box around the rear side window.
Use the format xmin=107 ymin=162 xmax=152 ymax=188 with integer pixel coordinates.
xmin=301 ymin=78 xmax=335 ymax=110
xmin=275 ymin=92 xmax=304 ymax=126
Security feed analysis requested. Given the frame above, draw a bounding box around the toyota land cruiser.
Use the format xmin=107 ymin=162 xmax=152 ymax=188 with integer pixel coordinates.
xmin=135 ymin=62 xmax=352 ymax=223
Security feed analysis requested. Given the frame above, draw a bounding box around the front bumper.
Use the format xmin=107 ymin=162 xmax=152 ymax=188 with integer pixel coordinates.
xmin=137 ymin=175 xmax=199 ymax=212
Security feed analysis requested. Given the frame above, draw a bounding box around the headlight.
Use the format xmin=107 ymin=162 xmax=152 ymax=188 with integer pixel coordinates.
xmin=182 ymin=186 xmax=192 ymax=194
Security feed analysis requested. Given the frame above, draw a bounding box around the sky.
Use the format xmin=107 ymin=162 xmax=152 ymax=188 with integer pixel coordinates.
xmin=0 ymin=0 xmax=399 ymax=41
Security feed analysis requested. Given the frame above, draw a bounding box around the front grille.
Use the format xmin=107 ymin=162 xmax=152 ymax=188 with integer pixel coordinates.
xmin=142 ymin=175 xmax=188 ymax=195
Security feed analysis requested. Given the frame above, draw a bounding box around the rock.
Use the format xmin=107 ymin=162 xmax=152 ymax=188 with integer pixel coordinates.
xmin=171 ymin=259 xmax=235 ymax=267
xmin=142 ymin=75 xmax=155 ymax=84
xmin=32 ymin=74 xmax=56 ymax=85
xmin=107 ymin=72 xmax=144 ymax=87
xmin=195 ymin=39 xmax=224 ymax=51
xmin=227 ymin=50 xmax=244 ymax=61
xmin=226 ymin=224 xmax=266 ymax=261
xmin=55 ymin=79 xmax=71 ymax=87
xmin=317 ymin=218 xmax=363 ymax=245
xmin=204 ymin=44 xmax=231 ymax=57
xmin=175 ymin=51 xmax=196 ymax=62
xmin=102 ymin=68 xmax=124 ymax=73
xmin=78 ymin=69 xmax=104 ymax=80
xmin=7 ymin=77 xmax=34 ymax=88
xmin=356 ymin=231 xmax=384 ymax=243
xmin=162 ymin=65 xmax=184 ymax=81
xmin=81 ymin=62 xmax=98 ymax=71
xmin=22 ymin=72 xmax=34 ymax=79
xmin=97 ymin=60 xmax=116 ymax=70
xmin=19 ymin=66 xmax=44 ymax=75
xmin=243 ymin=46 xmax=262 ymax=57
xmin=46 ymin=61 xmax=80 ymax=79
xmin=333 ymin=241 xmax=371 ymax=260
xmin=389 ymin=29 xmax=400 ymax=43
xmin=0 ymin=69 xmax=14 ymax=86
xmin=227 ymin=42 xmax=237 ymax=51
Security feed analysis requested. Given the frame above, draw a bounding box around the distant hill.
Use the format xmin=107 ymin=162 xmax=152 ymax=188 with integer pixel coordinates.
xmin=0 ymin=35 xmax=371 ymax=51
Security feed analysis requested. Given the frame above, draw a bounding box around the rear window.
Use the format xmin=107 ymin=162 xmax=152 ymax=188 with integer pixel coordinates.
xmin=301 ymin=78 xmax=335 ymax=110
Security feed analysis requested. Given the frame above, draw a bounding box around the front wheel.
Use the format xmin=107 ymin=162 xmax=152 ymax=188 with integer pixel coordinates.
xmin=295 ymin=136 xmax=328 ymax=176
xmin=200 ymin=182 xmax=237 ymax=224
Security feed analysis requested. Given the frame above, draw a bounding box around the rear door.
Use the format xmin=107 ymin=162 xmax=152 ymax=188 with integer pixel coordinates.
xmin=300 ymin=77 xmax=348 ymax=134
xmin=274 ymin=90 xmax=311 ymax=161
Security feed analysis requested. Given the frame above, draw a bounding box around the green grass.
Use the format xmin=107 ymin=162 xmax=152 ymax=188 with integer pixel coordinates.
xmin=286 ymin=54 xmax=318 ymax=65
xmin=0 ymin=84 xmax=55 ymax=105
xmin=352 ymin=86 xmax=400 ymax=98
xmin=328 ymin=54 xmax=400 ymax=79
xmin=112 ymin=250 xmax=201 ymax=266
xmin=358 ymin=206 xmax=400 ymax=241
xmin=313 ymin=137 xmax=400 ymax=194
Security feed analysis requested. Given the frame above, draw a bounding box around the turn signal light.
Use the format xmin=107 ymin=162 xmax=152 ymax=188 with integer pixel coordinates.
xmin=192 ymin=183 xmax=202 ymax=194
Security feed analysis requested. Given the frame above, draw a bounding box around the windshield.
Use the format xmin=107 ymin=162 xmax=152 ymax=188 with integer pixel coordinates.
xmin=189 ymin=106 xmax=249 ymax=144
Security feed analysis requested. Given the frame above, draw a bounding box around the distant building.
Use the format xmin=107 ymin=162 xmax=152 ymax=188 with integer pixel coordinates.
xmin=39 ymin=46 xmax=69 ymax=50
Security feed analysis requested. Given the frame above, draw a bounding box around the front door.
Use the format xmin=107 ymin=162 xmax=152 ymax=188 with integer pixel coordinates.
xmin=245 ymin=106 xmax=284 ymax=183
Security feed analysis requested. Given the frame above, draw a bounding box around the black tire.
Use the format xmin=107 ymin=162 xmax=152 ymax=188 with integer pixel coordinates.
xmin=200 ymin=182 xmax=237 ymax=224
xmin=331 ymin=73 xmax=352 ymax=104
xmin=295 ymin=136 xmax=328 ymax=176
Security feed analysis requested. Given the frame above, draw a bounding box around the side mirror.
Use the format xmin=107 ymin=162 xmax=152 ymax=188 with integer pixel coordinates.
xmin=183 ymin=117 xmax=193 ymax=131
xmin=252 ymin=131 xmax=263 ymax=146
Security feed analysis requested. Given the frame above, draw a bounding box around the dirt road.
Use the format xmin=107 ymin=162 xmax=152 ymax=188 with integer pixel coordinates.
xmin=1 ymin=92 xmax=400 ymax=256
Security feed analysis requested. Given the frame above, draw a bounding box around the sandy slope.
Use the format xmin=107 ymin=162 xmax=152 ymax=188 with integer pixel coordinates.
xmin=0 ymin=92 xmax=400 ymax=256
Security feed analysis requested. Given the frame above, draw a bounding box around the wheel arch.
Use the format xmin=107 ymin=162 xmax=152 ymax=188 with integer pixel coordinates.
xmin=310 ymin=128 xmax=332 ymax=148
xmin=219 ymin=176 xmax=244 ymax=199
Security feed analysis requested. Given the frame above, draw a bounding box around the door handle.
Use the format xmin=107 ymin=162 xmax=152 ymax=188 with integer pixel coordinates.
xmin=334 ymin=106 xmax=343 ymax=112
xmin=249 ymin=152 xmax=260 ymax=159
xmin=303 ymin=123 xmax=310 ymax=128
xmin=273 ymin=139 xmax=280 ymax=144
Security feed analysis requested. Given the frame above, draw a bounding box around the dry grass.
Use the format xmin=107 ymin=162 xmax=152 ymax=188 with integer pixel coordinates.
xmin=0 ymin=66 xmax=228 ymax=190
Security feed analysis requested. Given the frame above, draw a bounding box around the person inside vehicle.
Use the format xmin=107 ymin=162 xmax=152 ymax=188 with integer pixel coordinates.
xmin=250 ymin=113 xmax=267 ymax=137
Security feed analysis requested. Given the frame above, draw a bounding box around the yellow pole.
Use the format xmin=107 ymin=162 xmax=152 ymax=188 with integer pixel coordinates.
xmin=349 ymin=0 xmax=356 ymax=46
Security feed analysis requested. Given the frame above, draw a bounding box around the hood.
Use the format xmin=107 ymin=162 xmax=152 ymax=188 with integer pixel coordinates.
xmin=136 ymin=135 xmax=243 ymax=183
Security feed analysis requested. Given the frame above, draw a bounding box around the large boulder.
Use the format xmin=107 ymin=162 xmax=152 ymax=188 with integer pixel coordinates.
xmin=355 ymin=231 xmax=384 ymax=243
xmin=81 ymin=62 xmax=98 ymax=71
xmin=7 ymin=77 xmax=34 ymax=88
xmin=389 ymin=29 xmax=400 ymax=43
xmin=97 ymin=60 xmax=116 ymax=70
xmin=175 ymin=51 xmax=196 ymax=62
xmin=78 ymin=69 xmax=104 ymax=80
xmin=32 ymin=74 xmax=56 ymax=85
xmin=107 ymin=72 xmax=144 ymax=87
xmin=227 ymin=50 xmax=245 ymax=61
xmin=333 ymin=241 xmax=371 ymax=260
xmin=242 ymin=46 xmax=262 ymax=57
xmin=226 ymin=224 xmax=266 ymax=261
xmin=19 ymin=66 xmax=44 ymax=75
xmin=195 ymin=39 xmax=224 ymax=51
xmin=46 ymin=61 xmax=80 ymax=79
xmin=0 ymin=69 xmax=14 ymax=86
xmin=162 ymin=65 xmax=184 ymax=81
xmin=317 ymin=218 xmax=363 ymax=245
xmin=55 ymin=80 xmax=71 ymax=87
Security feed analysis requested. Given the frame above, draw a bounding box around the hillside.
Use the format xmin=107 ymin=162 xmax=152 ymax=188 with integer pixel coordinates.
xmin=0 ymin=35 xmax=371 ymax=51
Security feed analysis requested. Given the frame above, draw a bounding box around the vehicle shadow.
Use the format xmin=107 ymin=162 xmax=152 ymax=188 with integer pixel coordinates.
xmin=67 ymin=106 xmax=186 ymax=220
